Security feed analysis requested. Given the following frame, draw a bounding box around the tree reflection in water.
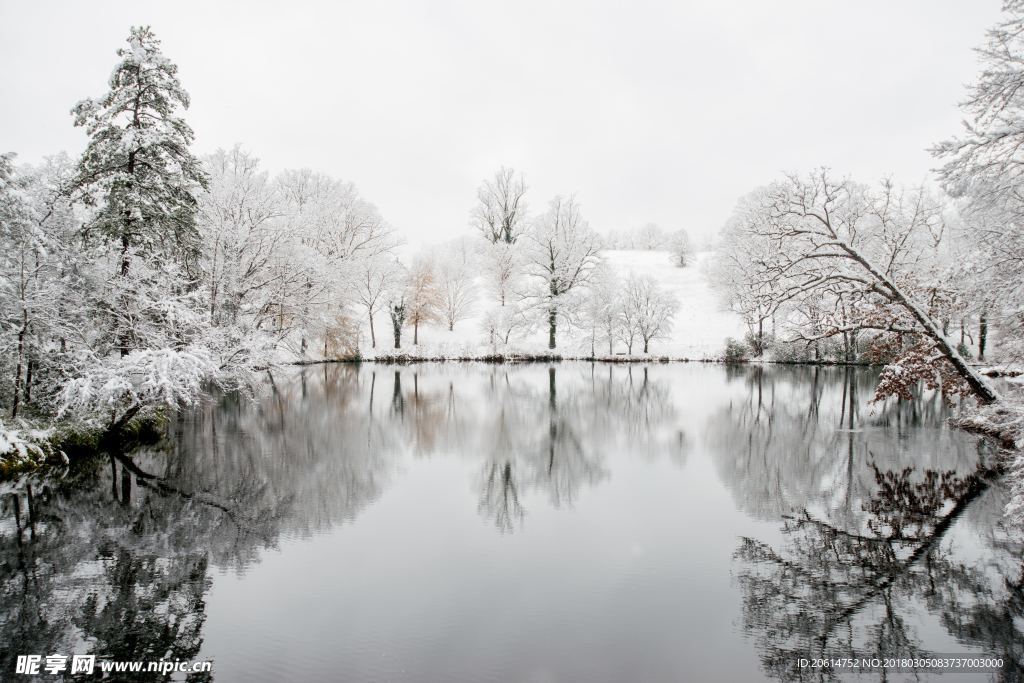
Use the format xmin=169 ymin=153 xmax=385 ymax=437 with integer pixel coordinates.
xmin=0 ymin=362 xmax=687 ymax=673
xmin=1 ymin=465 xmax=216 ymax=682
xmin=472 ymin=364 xmax=684 ymax=531
xmin=715 ymin=367 xmax=1023 ymax=681
xmin=4 ymin=363 xmax=1013 ymax=681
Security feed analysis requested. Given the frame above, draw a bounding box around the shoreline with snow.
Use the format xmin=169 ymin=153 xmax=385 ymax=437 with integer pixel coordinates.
xmin=285 ymin=354 xmax=879 ymax=365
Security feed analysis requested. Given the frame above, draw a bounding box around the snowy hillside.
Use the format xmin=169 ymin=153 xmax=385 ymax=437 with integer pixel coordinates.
xmin=359 ymin=250 xmax=746 ymax=360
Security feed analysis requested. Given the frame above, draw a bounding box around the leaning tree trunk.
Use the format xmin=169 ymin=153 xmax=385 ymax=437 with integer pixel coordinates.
xmin=844 ymin=246 xmax=999 ymax=403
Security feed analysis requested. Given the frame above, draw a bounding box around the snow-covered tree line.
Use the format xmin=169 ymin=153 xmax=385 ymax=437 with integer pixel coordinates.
xmin=710 ymin=173 xmax=997 ymax=402
xmin=0 ymin=27 xmax=686 ymax=453
xmin=468 ymin=167 xmax=679 ymax=353
xmin=0 ymin=27 xmax=400 ymax=442
xmin=0 ymin=26 xmax=239 ymax=445
xmin=933 ymin=0 xmax=1024 ymax=372
xmin=603 ymin=223 xmax=692 ymax=266
xmin=711 ymin=1 xmax=1024 ymax=408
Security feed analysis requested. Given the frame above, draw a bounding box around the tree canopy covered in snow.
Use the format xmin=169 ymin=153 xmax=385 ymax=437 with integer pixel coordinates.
xmin=933 ymin=0 xmax=1024 ymax=368
xmin=1 ymin=27 xmax=412 ymax=448
xmin=6 ymin=9 xmax=1024 ymax=478
xmin=713 ymin=170 xmax=999 ymax=402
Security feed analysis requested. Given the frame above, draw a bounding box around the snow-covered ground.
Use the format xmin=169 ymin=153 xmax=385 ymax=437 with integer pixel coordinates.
xmin=602 ymin=250 xmax=745 ymax=358
xmin=359 ymin=250 xmax=746 ymax=360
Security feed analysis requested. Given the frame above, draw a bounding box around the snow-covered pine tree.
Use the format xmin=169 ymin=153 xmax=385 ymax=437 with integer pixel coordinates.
xmin=59 ymin=26 xmax=221 ymax=430
xmin=70 ymin=25 xmax=207 ymax=357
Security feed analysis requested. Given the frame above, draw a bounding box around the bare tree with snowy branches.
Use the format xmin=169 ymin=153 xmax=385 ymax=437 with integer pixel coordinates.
xmin=721 ymin=169 xmax=998 ymax=403
xmin=523 ymin=195 xmax=602 ymax=350
xmin=472 ymin=166 xmax=528 ymax=245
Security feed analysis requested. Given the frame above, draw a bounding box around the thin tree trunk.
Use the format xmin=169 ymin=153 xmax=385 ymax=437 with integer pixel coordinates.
xmin=119 ymin=233 xmax=131 ymax=357
xmin=369 ymin=313 xmax=376 ymax=348
xmin=978 ymin=311 xmax=988 ymax=362
xmin=24 ymin=356 xmax=33 ymax=405
xmin=12 ymin=309 xmax=26 ymax=419
xmin=414 ymin=320 xmax=419 ymax=345
xmin=548 ymin=307 xmax=557 ymax=350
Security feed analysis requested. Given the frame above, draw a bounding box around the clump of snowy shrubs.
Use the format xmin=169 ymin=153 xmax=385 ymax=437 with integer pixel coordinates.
xmin=0 ymin=419 xmax=56 ymax=472
xmin=57 ymin=347 xmax=223 ymax=431
xmin=723 ymin=337 xmax=748 ymax=363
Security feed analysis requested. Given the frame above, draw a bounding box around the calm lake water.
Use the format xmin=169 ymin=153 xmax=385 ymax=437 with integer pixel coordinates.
xmin=1 ymin=363 xmax=1021 ymax=682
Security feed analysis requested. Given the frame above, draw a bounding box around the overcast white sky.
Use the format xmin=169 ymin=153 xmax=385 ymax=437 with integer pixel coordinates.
xmin=0 ymin=0 xmax=1004 ymax=244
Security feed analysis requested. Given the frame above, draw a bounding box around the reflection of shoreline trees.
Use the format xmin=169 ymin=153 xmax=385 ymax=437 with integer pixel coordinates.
xmin=711 ymin=366 xmax=1023 ymax=680
xmin=3 ymin=363 xmax=1018 ymax=680
xmin=734 ymin=459 xmax=1022 ymax=681
xmin=708 ymin=365 xmax=979 ymax=524
xmin=371 ymin=362 xmax=685 ymax=531
xmin=0 ymin=362 xmax=690 ymax=669
xmin=0 ymin=467 xmax=216 ymax=681
xmin=0 ymin=364 xmax=394 ymax=678
xmin=471 ymin=364 xmax=685 ymax=531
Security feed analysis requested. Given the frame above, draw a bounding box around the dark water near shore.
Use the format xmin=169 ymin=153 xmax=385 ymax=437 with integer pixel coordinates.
xmin=1 ymin=363 xmax=1021 ymax=681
